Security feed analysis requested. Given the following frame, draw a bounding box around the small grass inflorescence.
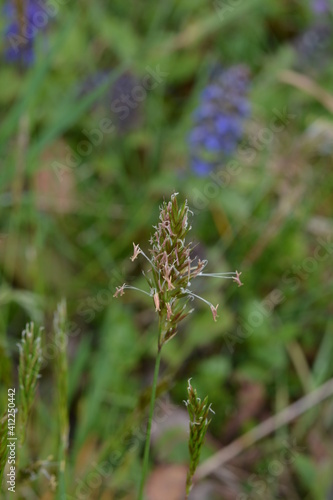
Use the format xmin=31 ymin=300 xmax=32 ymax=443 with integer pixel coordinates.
xmin=184 ymin=379 xmax=214 ymax=498
xmin=18 ymin=322 xmax=42 ymax=446
xmin=114 ymin=193 xmax=242 ymax=499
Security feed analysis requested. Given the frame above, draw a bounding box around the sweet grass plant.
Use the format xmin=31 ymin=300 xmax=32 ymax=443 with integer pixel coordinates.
xmin=114 ymin=193 xmax=242 ymax=498
xmin=1 ymin=0 xmax=333 ymax=498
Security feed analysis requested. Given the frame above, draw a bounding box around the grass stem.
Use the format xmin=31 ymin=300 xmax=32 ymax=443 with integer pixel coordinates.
xmin=138 ymin=344 xmax=162 ymax=500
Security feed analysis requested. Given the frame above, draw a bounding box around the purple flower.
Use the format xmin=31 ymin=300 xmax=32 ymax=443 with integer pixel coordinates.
xmin=311 ymin=0 xmax=330 ymax=14
xmin=188 ymin=65 xmax=250 ymax=176
xmin=3 ymin=0 xmax=47 ymax=66
xmin=294 ymin=23 xmax=332 ymax=72
xmin=79 ymin=70 xmax=143 ymax=134
xmin=294 ymin=0 xmax=332 ymax=72
xmin=191 ymin=157 xmax=214 ymax=176
xmin=109 ymin=71 xmax=143 ymax=133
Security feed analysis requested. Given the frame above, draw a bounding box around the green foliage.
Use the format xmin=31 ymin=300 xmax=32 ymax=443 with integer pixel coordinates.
xmin=1 ymin=0 xmax=333 ymax=497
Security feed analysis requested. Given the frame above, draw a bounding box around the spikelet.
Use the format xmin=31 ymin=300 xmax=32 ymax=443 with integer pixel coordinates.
xmin=184 ymin=380 xmax=214 ymax=498
xmin=18 ymin=322 xmax=42 ymax=445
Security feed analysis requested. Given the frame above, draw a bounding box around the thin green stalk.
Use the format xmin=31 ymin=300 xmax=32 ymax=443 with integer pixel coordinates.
xmin=138 ymin=345 xmax=162 ymax=500
xmin=54 ymin=300 xmax=69 ymax=499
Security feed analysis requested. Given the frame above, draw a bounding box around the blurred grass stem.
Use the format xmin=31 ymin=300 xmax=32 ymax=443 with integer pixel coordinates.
xmin=54 ymin=301 xmax=69 ymax=498
xmin=279 ymin=70 xmax=333 ymax=113
xmin=5 ymin=114 xmax=30 ymax=282
xmin=138 ymin=328 xmax=162 ymax=500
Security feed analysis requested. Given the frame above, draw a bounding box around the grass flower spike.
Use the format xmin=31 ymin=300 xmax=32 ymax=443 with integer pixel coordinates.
xmin=18 ymin=323 xmax=42 ymax=445
xmin=114 ymin=193 xmax=243 ymax=350
xmin=185 ymin=379 xmax=214 ymax=498
xmin=114 ymin=194 xmax=243 ymax=499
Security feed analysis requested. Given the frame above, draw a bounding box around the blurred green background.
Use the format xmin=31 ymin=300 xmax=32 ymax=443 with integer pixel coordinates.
xmin=1 ymin=0 xmax=333 ymax=498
